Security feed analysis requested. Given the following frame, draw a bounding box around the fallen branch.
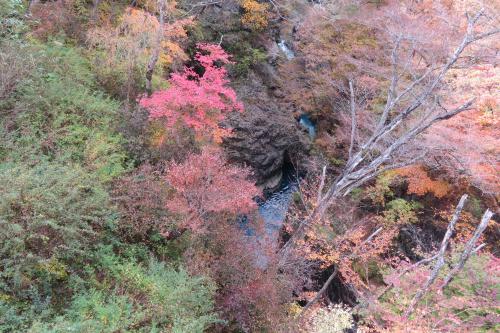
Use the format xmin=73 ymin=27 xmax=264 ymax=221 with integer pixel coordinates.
xmin=300 ymin=226 xmax=383 ymax=316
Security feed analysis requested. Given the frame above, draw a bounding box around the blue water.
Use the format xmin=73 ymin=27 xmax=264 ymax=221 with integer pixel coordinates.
xmin=239 ymin=170 xmax=298 ymax=238
xmin=299 ymin=114 xmax=316 ymax=139
xmin=258 ymin=180 xmax=298 ymax=238
xmin=278 ymin=40 xmax=295 ymax=60
xmin=238 ymin=168 xmax=298 ymax=267
xmin=237 ymin=115 xmax=316 ymax=265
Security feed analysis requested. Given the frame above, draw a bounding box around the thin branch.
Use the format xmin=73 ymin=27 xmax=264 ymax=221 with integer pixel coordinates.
xmin=317 ymin=165 xmax=327 ymax=206
xmin=278 ymin=10 xmax=498 ymax=266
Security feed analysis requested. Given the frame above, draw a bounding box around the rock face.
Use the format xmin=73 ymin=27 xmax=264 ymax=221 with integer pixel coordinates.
xmin=224 ymin=105 xmax=307 ymax=190
xmin=194 ymin=3 xmax=311 ymax=191
xmin=224 ymin=65 xmax=310 ymax=191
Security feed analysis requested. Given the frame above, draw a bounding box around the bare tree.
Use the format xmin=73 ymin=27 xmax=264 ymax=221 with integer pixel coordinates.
xmin=278 ymin=9 xmax=499 ymax=265
xmin=146 ymin=0 xmax=167 ymax=96
xmin=440 ymin=208 xmax=494 ymax=289
xmin=403 ymin=195 xmax=494 ymax=318
xmin=403 ymin=194 xmax=468 ymax=318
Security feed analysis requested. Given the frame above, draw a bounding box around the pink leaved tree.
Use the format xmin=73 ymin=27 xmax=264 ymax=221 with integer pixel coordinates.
xmin=139 ymin=43 xmax=243 ymax=143
xmin=165 ymin=146 xmax=259 ymax=233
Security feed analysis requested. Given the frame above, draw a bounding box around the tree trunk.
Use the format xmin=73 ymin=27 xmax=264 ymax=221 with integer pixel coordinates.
xmin=404 ymin=194 xmax=468 ymax=318
xmin=441 ymin=209 xmax=494 ymax=289
xmin=146 ymin=0 xmax=166 ymax=96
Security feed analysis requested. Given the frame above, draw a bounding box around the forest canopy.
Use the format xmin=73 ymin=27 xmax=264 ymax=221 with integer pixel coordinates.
xmin=0 ymin=0 xmax=498 ymax=332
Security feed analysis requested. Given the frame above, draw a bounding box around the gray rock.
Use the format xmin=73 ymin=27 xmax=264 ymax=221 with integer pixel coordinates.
xmin=224 ymin=72 xmax=310 ymax=191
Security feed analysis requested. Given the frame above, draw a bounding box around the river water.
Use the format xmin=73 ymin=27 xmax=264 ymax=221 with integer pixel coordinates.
xmin=238 ymin=111 xmax=315 ymax=258
xmin=278 ymin=40 xmax=295 ymax=60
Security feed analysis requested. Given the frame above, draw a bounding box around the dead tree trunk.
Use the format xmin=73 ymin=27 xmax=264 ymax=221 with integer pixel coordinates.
xmin=146 ymin=0 xmax=166 ymax=96
xmin=440 ymin=209 xmax=494 ymax=289
xmin=403 ymin=194 xmax=468 ymax=318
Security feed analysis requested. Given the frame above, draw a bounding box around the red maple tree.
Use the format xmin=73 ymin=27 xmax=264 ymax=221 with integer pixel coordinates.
xmin=139 ymin=43 xmax=243 ymax=143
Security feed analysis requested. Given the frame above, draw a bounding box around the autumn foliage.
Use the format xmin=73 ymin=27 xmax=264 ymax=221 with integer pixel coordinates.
xmin=112 ymin=164 xmax=171 ymax=240
xmin=165 ymin=147 xmax=258 ymax=232
xmin=2 ymin=1 xmax=499 ymax=332
xmin=87 ymin=6 xmax=191 ymax=98
xmin=140 ymin=43 xmax=243 ymax=143
xmin=240 ymin=0 xmax=270 ymax=31
xmin=371 ymin=252 xmax=499 ymax=332
xmin=395 ymin=165 xmax=451 ymax=198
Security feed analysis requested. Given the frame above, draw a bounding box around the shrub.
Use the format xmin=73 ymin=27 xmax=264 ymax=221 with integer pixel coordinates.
xmin=165 ymin=146 xmax=258 ymax=233
xmin=380 ymin=199 xmax=422 ymax=226
xmin=240 ymin=0 xmax=270 ymax=31
xmin=232 ymin=46 xmax=267 ymax=76
xmin=111 ymin=164 xmax=174 ymax=240
xmin=0 ymin=41 xmax=34 ymax=109
xmin=374 ymin=252 xmax=499 ymax=332
xmin=0 ymin=162 xmax=112 ymax=299
xmin=0 ymin=41 xmax=130 ymax=331
xmin=0 ymin=0 xmax=27 ymax=38
xmin=27 ymin=252 xmax=219 ymax=333
xmin=306 ymin=304 xmax=355 ymax=333
xmin=2 ymin=42 xmax=128 ymax=181
xmin=29 ymin=1 xmax=80 ymax=41
xmin=394 ymin=165 xmax=450 ymax=199
xmin=87 ymin=6 xmax=191 ymax=99
xmin=23 ymin=255 xmax=219 ymax=332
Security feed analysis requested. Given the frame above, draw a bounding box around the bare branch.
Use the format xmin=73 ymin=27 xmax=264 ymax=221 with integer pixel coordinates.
xmin=316 ymin=165 xmax=327 ymax=206
xmin=145 ymin=0 xmax=166 ymax=96
xmin=348 ymin=80 xmax=357 ymax=160
xmin=404 ymin=194 xmax=468 ymax=318
xmin=441 ymin=209 xmax=494 ymax=289
xmin=278 ymin=9 xmax=499 ymax=266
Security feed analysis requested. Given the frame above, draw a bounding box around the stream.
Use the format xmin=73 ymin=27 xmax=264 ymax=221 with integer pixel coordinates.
xmin=238 ymin=162 xmax=299 ymax=267
xmin=278 ymin=40 xmax=295 ymax=60
xmin=237 ymin=40 xmax=315 ymax=265
xmin=258 ymin=162 xmax=299 ymax=238
xmin=239 ymin=112 xmax=315 ymax=266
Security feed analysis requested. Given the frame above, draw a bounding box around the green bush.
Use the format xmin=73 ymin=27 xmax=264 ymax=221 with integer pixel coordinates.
xmin=224 ymin=40 xmax=267 ymax=77
xmin=232 ymin=47 xmax=267 ymax=76
xmin=382 ymin=199 xmax=422 ymax=225
xmin=1 ymin=42 xmax=129 ymax=181
xmin=0 ymin=14 xmax=217 ymax=333
xmin=0 ymin=40 xmax=134 ymax=330
xmin=0 ymin=0 xmax=27 ymax=38
xmin=27 ymin=252 xmax=219 ymax=333
xmin=0 ymin=162 xmax=112 ymax=295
